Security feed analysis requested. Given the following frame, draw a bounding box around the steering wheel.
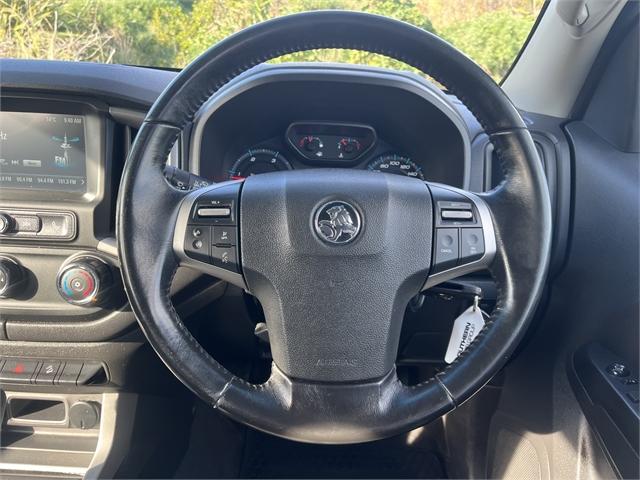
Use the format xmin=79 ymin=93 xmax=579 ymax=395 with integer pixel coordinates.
xmin=117 ymin=11 xmax=551 ymax=444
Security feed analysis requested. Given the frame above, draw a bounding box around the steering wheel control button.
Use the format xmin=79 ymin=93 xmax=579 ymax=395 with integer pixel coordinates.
xmin=442 ymin=209 xmax=473 ymax=220
xmin=0 ymin=358 xmax=39 ymax=384
xmin=197 ymin=207 xmax=231 ymax=218
xmin=191 ymin=182 xmax=241 ymax=226
xmin=211 ymin=246 xmax=238 ymax=272
xmin=0 ymin=257 xmax=27 ymax=299
xmin=460 ymin=228 xmax=485 ymax=263
xmin=35 ymin=361 xmax=62 ymax=385
xmin=430 ymin=185 xmax=482 ymax=228
xmin=434 ymin=228 xmax=459 ymax=273
xmin=213 ymin=226 xmax=236 ymax=246
xmin=57 ymin=256 xmax=114 ymax=306
xmin=185 ymin=225 xmax=211 ymax=263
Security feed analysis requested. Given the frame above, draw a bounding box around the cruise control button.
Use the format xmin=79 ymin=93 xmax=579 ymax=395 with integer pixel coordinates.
xmin=442 ymin=210 xmax=473 ymax=220
xmin=213 ymin=226 xmax=236 ymax=246
xmin=197 ymin=207 xmax=231 ymax=218
xmin=185 ymin=225 xmax=211 ymax=263
xmin=35 ymin=361 xmax=62 ymax=385
xmin=211 ymin=246 xmax=238 ymax=272
xmin=460 ymin=228 xmax=485 ymax=263
xmin=0 ymin=359 xmax=39 ymax=383
xmin=434 ymin=228 xmax=459 ymax=273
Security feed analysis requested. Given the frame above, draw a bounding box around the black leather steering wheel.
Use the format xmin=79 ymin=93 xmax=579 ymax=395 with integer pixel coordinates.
xmin=117 ymin=11 xmax=552 ymax=444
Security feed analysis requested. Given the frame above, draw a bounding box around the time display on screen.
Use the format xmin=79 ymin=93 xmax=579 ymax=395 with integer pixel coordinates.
xmin=0 ymin=112 xmax=87 ymax=192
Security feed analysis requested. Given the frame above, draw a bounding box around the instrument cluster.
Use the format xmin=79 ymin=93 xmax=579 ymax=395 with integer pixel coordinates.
xmin=222 ymin=122 xmax=426 ymax=182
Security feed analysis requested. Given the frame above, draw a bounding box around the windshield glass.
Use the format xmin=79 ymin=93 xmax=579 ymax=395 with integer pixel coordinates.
xmin=0 ymin=0 xmax=543 ymax=81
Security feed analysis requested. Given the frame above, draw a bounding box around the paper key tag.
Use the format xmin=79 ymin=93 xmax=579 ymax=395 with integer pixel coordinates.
xmin=444 ymin=304 xmax=486 ymax=364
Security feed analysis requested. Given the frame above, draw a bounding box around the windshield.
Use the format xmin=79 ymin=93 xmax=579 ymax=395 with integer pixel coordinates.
xmin=0 ymin=0 xmax=543 ymax=81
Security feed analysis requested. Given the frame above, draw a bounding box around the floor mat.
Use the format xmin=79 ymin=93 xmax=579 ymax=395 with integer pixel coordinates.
xmin=240 ymin=429 xmax=446 ymax=479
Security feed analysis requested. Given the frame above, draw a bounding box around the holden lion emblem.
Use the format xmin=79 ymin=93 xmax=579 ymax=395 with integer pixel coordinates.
xmin=314 ymin=201 xmax=361 ymax=244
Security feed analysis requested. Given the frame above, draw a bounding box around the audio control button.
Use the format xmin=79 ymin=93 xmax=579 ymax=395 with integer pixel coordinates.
xmin=0 ymin=213 xmax=12 ymax=234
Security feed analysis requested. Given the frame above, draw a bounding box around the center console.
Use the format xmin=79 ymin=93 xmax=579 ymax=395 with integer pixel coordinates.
xmin=0 ymin=95 xmax=134 ymax=478
xmin=0 ymin=95 xmax=132 ymax=343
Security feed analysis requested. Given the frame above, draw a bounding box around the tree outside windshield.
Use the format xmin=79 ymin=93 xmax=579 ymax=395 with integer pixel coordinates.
xmin=0 ymin=0 xmax=543 ymax=81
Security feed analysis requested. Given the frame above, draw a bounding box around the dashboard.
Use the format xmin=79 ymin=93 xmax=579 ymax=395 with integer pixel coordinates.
xmin=0 ymin=59 xmax=570 ymax=347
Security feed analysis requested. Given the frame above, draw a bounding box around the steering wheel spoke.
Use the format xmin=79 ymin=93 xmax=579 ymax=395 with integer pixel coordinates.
xmin=422 ymin=183 xmax=497 ymax=290
xmin=172 ymin=181 xmax=247 ymax=289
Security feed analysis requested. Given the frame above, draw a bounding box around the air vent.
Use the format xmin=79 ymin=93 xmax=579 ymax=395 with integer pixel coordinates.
xmin=483 ymin=139 xmax=547 ymax=191
xmin=121 ymin=124 xmax=180 ymax=167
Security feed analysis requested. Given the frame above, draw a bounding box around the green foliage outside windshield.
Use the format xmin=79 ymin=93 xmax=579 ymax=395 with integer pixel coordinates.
xmin=0 ymin=0 xmax=542 ymax=81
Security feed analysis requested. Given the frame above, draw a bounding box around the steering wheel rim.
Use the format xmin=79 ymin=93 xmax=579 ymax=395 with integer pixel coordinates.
xmin=117 ymin=10 xmax=552 ymax=444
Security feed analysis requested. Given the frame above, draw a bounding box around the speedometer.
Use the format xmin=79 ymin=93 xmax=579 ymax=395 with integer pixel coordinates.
xmin=367 ymin=154 xmax=424 ymax=180
xmin=228 ymin=149 xmax=292 ymax=179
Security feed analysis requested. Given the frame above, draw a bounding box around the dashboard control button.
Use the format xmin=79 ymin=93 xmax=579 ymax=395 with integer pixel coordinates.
xmin=13 ymin=214 xmax=41 ymax=232
xmin=433 ymin=228 xmax=459 ymax=273
xmin=35 ymin=361 xmax=62 ymax=385
xmin=213 ymin=226 xmax=236 ymax=246
xmin=0 ymin=257 xmax=26 ymax=299
xmin=211 ymin=246 xmax=238 ymax=272
xmin=0 ymin=213 xmax=13 ymax=233
xmin=185 ymin=225 xmax=211 ymax=263
xmin=197 ymin=207 xmax=231 ymax=218
xmin=0 ymin=358 xmax=39 ymax=384
xmin=460 ymin=228 xmax=485 ymax=263
xmin=56 ymin=362 xmax=83 ymax=385
xmin=0 ymin=209 xmax=76 ymax=240
xmin=76 ymin=362 xmax=106 ymax=385
xmin=38 ymin=214 xmax=73 ymax=237
xmin=57 ymin=256 xmax=113 ymax=306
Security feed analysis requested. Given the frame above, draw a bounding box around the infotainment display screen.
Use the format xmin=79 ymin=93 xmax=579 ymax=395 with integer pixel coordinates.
xmin=0 ymin=112 xmax=87 ymax=193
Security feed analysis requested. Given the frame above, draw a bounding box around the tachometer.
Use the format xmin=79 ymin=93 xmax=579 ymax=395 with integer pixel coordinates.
xmin=228 ymin=149 xmax=292 ymax=179
xmin=367 ymin=154 xmax=424 ymax=180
